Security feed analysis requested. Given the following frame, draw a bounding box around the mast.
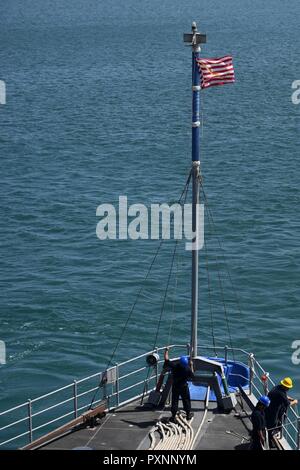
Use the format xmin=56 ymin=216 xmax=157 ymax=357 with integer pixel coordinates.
xmin=184 ymin=22 xmax=206 ymax=359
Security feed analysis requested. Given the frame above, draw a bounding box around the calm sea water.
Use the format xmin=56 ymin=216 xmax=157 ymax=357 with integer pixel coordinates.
xmin=1 ymin=0 xmax=300 ymax=416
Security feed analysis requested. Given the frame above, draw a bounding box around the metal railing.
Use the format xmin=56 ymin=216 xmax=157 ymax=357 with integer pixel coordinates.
xmin=0 ymin=344 xmax=299 ymax=450
xmin=0 ymin=344 xmax=187 ymax=449
xmin=199 ymin=345 xmax=300 ymax=450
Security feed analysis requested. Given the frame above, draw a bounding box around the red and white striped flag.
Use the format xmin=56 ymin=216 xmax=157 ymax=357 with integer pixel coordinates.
xmin=196 ymin=56 xmax=235 ymax=89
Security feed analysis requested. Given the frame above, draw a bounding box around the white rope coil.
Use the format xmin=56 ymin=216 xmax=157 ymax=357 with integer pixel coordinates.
xmin=148 ymin=386 xmax=210 ymax=450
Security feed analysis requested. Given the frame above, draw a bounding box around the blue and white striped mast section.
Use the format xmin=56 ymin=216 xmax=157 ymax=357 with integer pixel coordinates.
xmin=184 ymin=22 xmax=206 ymax=359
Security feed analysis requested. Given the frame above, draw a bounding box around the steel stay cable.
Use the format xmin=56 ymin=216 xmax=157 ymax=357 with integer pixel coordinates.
xmin=152 ymin=172 xmax=191 ymax=350
xmin=203 ymin=233 xmax=217 ymax=355
xmin=167 ymin=169 xmax=192 ymax=346
xmin=204 ymin=202 xmax=235 ymax=357
xmin=200 ymin=183 xmax=254 ymax=352
xmin=167 ymin=246 xmax=181 ymax=347
xmin=201 ymin=188 xmax=235 ymax=358
xmin=89 ymin=170 xmax=192 ymax=410
xmin=108 ymin=169 xmax=192 ymax=371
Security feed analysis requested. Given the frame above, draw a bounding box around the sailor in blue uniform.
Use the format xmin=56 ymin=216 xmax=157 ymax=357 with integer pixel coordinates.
xmin=250 ymin=395 xmax=270 ymax=450
xmin=164 ymin=348 xmax=195 ymax=421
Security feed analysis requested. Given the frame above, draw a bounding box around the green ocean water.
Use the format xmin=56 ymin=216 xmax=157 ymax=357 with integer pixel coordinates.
xmin=0 ymin=0 xmax=300 ymax=435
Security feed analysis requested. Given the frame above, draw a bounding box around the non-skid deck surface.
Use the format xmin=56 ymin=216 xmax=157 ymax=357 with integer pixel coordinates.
xmin=40 ymin=395 xmax=253 ymax=450
xmin=196 ymin=403 xmax=252 ymax=450
xmin=41 ymin=401 xmax=165 ymax=450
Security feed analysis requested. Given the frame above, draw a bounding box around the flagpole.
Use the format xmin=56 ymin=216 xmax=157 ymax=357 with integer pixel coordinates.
xmin=184 ymin=22 xmax=206 ymax=359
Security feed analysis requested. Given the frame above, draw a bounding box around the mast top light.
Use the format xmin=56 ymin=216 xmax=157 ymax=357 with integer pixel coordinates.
xmin=183 ymin=21 xmax=206 ymax=45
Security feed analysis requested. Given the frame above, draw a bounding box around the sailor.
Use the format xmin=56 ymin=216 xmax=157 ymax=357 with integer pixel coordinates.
xmin=250 ymin=395 xmax=270 ymax=450
xmin=164 ymin=347 xmax=195 ymax=421
xmin=265 ymin=377 xmax=298 ymax=443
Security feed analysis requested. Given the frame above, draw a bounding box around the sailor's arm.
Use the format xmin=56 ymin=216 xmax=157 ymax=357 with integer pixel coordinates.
xmin=164 ymin=347 xmax=174 ymax=370
xmin=164 ymin=347 xmax=169 ymax=362
xmin=288 ymin=396 xmax=298 ymax=406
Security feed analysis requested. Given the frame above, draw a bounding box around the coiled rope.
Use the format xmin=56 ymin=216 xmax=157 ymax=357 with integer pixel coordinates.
xmin=148 ymin=386 xmax=210 ymax=450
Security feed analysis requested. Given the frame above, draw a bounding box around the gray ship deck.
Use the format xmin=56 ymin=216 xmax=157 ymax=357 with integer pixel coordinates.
xmin=40 ymin=394 xmax=253 ymax=451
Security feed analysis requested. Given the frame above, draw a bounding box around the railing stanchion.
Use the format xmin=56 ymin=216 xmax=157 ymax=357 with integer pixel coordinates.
xmin=155 ymin=348 xmax=159 ymax=386
xmin=297 ymin=417 xmax=300 ymax=450
xmin=27 ymin=399 xmax=33 ymax=443
xmin=225 ymin=345 xmax=228 ymax=366
xmin=115 ymin=363 xmax=120 ymax=408
xmin=102 ymin=372 xmax=107 ymax=401
xmin=249 ymin=353 xmax=254 ymax=395
xmin=73 ymin=380 xmax=78 ymax=418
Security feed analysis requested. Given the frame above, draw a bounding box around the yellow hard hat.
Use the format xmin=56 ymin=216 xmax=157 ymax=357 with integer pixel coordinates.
xmin=280 ymin=377 xmax=293 ymax=389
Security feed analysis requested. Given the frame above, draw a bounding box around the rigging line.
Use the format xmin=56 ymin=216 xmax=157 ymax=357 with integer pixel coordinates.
xmin=201 ymin=185 xmax=254 ymax=351
xmin=167 ymin=177 xmax=189 ymax=346
xmin=167 ymin=245 xmax=180 ymax=346
xmin=200 ymin=188 xmax=235 ymax=360
xmin=88 ymin=170 xmax=192 ymax=410
xmin=167 ymin=183 xmax=190 ymax=346
xmin=84 ymin=413 xmax=112 ymax=447
xmin=203 ymin=198 xmax=235 ymax=358
xmin=203 ymin=231 xmax=217 ymax=355
xmin=106 ymin=168 xmax=192 ymax=371
xmin=152 ymin=174 xmax=191 ymax=350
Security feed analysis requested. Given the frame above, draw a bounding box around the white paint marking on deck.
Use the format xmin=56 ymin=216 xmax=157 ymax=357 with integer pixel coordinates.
xmin=85 ymin=413 xmax=112 ymax=447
